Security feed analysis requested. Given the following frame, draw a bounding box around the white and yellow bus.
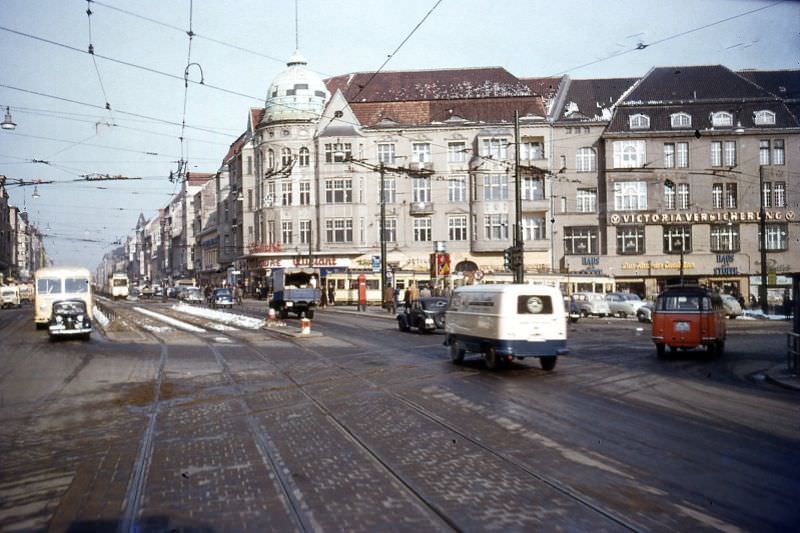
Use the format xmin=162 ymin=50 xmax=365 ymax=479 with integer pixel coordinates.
xmin=34 ymin=267 xmax=94 ymax=333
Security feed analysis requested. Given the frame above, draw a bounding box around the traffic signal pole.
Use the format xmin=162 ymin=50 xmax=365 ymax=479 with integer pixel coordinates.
xmin=513 ymin=111 xmax=524 ymax=283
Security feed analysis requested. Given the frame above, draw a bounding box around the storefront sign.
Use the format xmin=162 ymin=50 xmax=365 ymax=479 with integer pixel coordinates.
xmin=257 ymin=256 xmax=350 ymax=269
xmin=581 ymin=256 xmax=599 ymax=266
xmin=621 ymin=261 xmax=696 ymax=270
xmin=609 ymin=210 xmax=795 ymax=225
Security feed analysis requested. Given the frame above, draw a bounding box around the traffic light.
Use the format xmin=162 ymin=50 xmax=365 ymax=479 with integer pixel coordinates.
xmin=503 ymin=247 xmax=513 ymax=270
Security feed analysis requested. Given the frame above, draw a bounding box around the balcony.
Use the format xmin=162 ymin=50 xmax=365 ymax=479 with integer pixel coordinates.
xmin=408 ymin=162 xmax=434 ymax=172
xmin=409 ymin=201 xmax=434 ymax=216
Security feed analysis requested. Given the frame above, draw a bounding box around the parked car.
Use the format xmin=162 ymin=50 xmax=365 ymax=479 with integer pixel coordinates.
xmin=637 ymin=302 xmax=654 ymax=323
xmin=210 ymin=288 xmax=234 ymax=309
xmin=572 ymin=292 xmax=610 ymax=317
xmin=721 ymin=294 xmax=742 ymax=319
xmin=397 ymin=297 xmax=448 ymax=333
xmin=139 ymin=285 xmax=154 ymax=299
xmin=180 ymin=286 xmax=204 ymax=304
xmin=153 ymin=286 xmax=164 ymax=298
xmin=605 ymin=292 xmax=645 ymax=317
xmin=564 ymin=295 xmax=580 ymax=323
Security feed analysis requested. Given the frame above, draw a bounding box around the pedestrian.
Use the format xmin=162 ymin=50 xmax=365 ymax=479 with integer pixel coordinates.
xmin=419 ymin=283 xmax=432 ymax=298
xmin=327 ymin=282 xmax=336 ymax=307
xmin=406 ymin=282 xmax=419 ymax=306
xmin=384 ymin=285 xmax=395 ymax=314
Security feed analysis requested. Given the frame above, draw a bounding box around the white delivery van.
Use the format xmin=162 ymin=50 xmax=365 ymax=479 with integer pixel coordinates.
xmin=444 ymin=284 xmax=568 ymax=370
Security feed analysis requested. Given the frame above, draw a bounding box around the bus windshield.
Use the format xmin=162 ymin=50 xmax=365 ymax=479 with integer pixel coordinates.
xmin=37 ymin=278 xmax=62 ymax=294
xmin=65 ymin=278 xmax=89 ymax=293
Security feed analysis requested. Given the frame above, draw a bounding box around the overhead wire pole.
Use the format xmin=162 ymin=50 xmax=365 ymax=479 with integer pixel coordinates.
xmin=513 ymin=111 xmax=524 ymax=283
xmin=759 ymin=164 xmax=769 ymax=313
xmin=379 ymin=161 xmax=388 ymax=308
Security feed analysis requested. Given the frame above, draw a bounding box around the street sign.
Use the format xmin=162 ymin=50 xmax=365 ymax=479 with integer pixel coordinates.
xmin=372 ymin=255 xmax=381 ymax=273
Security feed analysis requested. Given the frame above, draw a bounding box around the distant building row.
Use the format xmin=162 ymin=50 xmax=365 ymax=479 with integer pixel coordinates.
xmin=0 ymin=176 xmax=48 ymax=284
xmin=104 ymin=59 xmax=800 ymax=301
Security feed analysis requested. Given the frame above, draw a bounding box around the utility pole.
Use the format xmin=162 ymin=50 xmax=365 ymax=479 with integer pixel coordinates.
xmin=759 ymin=164 xmax=768 ymax=314
xmin=379 ymin=161 xmax=388 ymax=308
xmin=513 ymin=111 xmax=524 ymax=284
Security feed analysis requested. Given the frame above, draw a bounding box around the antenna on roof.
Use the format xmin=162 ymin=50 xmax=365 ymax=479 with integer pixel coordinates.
xmin=295 ymin=0 xmax=300 ymax=51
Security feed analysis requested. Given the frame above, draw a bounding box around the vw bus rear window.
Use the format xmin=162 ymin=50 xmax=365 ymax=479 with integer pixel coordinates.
xmin=517 ymin=295 xmax=553 ymax=314
xmin=37 ymin=278 xmax=61 ymax=294
xmin=656 ymin=295 xmax=711 ymax=311
xmin=65 ymin=278 xmax=89 ymax=293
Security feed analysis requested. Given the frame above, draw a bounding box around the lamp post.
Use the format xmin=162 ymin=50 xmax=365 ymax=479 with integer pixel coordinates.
xmin=379 ymin=161 xmax=388 ymax=307
xmin=1 ymin=107 xmax=16 ymax=130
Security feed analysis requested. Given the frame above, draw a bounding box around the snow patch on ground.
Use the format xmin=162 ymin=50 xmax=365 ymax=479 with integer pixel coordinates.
xmin=741 ymin=309 xmax=790 ymax=321
xmin=208 ymin=323 xmax=238 ymax=331
xmin=92 ymin=306 xmax=109 ymax=327
xmin=133 ymin=306 xmax=206 ymax=333
xmin=142 ymin=324 xmax=174 ymax=333
xmin=172 ymin=303 xmax=265 ymax=330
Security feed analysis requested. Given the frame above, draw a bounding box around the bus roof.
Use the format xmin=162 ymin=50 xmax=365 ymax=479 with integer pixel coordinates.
xmin=34 ymin=266 xmax=92 ymax=278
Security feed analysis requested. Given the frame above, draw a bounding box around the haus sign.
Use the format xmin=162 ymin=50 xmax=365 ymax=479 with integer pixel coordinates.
xmin=609 ymin=210 xmax=795 ymax=225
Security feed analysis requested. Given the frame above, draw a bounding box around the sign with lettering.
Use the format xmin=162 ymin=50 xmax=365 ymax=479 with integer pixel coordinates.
xmin=609 ymin=210 xmax=795 ymax=225
xmin=621 ymin=261 xmax=696 ymax=271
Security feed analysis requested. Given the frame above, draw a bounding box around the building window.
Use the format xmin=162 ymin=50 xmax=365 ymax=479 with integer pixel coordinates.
xmin=281 ymin=147 xmax=292 ymax=167
xmin=726 ymin=183 xmax=737 ymax=209
xmin=299 ymin=181 xmax=311 ymax=205
xmin=448 ymin=142 xmax=466 ymax=163
xmin=760 ymin=139 xmax=771 ymax=165
xmin=413 ymin=218 xmax=432 ymax=242
xmin=762 ymin=223 xmax=788 ymax=251
xmin=280 ymin=181 xmax=292 ymax=206
xmin=448 ymin=176 xmax=466 ymax=202
xmin=380 ymin=176 xmax=396 ymax=204
xmin=324 ymin=143 xmax=351 ymax=163
xmin=676 ymin=142 xmax=689 ymax=168
xmin=576 ymin=147 xmax=596 ymax=172
xmin=560 ymin=154 xmax=567 ymax=171
xmin=483 ymin=174 xmax=508 ymax=201
xmin=711 ymin=111 xmax=733 ymax=128
xmin=629 ymin=114 xmax=650 ymax=129
xmin=521 ymin=176 xmax=544 ymax=201
xmin=448 ymin=215 xmax=467 ymax=241
xmin=576 ymin=188 xmax=597 ymax=213
xmin=614 ymin=181 xmax=647 ymax=211
xmin=710 ymin=224 xmax=740 ymax=252
xmin=522 ymin=215 xmax=546 ymax=241
xmin=520 ymin=141 xmax=544 ymax=160
xmin=670 ymin=112 xmax=692 ymax=128
xmin=612 ymin=140 xmax=646 ymax=168
xmin=712 ymin=184 xmax=723 ymax=209
xmin=247 ymin=156 xmax=253 ymax=174
xmin=376 ymin=218 xmax=396 ymax=243
xmin=484 ymin=214 xmax=509 ymax=240
xmin=773 ymin=139 xmax=785 ymax=165
xmin=325 ymin=218 xmax=353 ymax=243
xmin=664 ymin=181 xmax=676 ymax=209
xmin=564 ymin=226 xmax=598 ymax=255
xmin=325 ymin=178 xmax=352 ymax=203
xmin=480 ymin=138 xmax=509 ymax=159
xmin=298 ymin=147 xmax=310 ymax=167
xmin=377 ymin=143 xmax=395 ymax=164
xmin=762 ymin=181 xmax=772 ymax=208
xmin=774 ymin=182 xmax=786 ymax=207
xmin=663 ymin=225 xmax=691 ymax=254
xmin=412 ymin=143 xmax=431 ymax=163
xmin=616 ymin=226 xmax=645 ymax=255
xmin=754 ymin=110 xmax=776 ymax=126
xmin=677 ymin=183 xmax=690 ymax=209
xmin=281 ymin=221 xmax=293 ymax=244
xmin=299 ymin=220 xmax=311 ymax=245
xmin=664 ymin=143 xmax=675 ymax=168
xmin=412 ymin=177 xmax=431 ymax=203
xmin=267 ymin=149 xmax=275 ymax=169
xmin=710 ymin=141 xmax=736 ymax=167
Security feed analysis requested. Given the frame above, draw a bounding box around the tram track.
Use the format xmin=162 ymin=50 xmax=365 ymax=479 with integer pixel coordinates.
xmin=119 ymin=301 xmax=644 ymax=531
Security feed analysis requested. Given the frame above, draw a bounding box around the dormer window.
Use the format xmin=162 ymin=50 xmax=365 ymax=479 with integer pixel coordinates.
xmin=711 ymin=111 xmax=733 ymax=128
xmin=754 ymin=110 xmax=776 ymax=126
xmin=629 ymin=114 xmax=650 ymax=130
xmin=670 ymin=112 xmax=692 ymax=128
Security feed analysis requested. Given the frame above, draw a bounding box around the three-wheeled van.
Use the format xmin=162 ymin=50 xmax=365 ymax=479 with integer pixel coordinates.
xmin=652 ymin=285 xmax=726 ymax=357
xmin=444 ymin=284 xmax=568 ymax=370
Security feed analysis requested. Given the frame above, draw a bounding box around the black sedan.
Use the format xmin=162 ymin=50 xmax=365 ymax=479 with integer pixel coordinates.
xmin=397 ymin=297 xmax=448 ymax=333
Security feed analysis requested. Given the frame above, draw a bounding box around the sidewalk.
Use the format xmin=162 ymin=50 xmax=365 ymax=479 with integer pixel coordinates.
xmin=764 ymin=364 xmax=800 ymax=392
xmin=321 ymin=304 xmax=397 ymax=320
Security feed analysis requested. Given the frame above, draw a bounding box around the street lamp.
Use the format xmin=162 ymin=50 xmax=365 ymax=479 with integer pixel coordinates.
xmin=758 ymin=164 xmax=768 ymax=313
xmin=1 ymin=107 xmax=16 ymax=130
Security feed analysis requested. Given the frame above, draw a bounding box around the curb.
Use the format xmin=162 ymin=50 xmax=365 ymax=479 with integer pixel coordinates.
xmin=764 ymin=364 xmax=800 ymax=392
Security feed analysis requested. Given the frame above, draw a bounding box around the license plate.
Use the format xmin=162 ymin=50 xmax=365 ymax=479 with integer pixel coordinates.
xmin=674 ymin=321 xmax=690 ymax=333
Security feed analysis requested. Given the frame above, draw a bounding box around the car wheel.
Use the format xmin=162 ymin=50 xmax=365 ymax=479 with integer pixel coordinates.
xmin=656 ymin=343 xmax=666 ymax=358
xmin=540 ymin=356 xmax=557 ymax=371
xmin=433 ymin=314 xmax=445 ymax=329
xmin=449 ymin=340 xmax=465 ymax=364
xmin=306 ymin=310 xmax=315 ymax=319
xmin=581 ymin=309 xmax=589 ymax=318
xmin=484 ymin=346 xmax=501 ymax=370
xmin=569 ymin=316 xmax=579 ymax=324
xmin=397 ymin=316 xmax=410 ymax=332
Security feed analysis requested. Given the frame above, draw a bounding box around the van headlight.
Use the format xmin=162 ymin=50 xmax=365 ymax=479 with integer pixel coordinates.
xmin=39 ymin=303 xmax=48 ymax=312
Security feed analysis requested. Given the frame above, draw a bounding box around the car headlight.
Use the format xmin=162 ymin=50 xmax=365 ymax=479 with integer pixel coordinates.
xmin=425 ymin=318 xmax=434 ymax=325
xmin=55 ymin=315 xmax=63 ymax=324
xmin=77 ymin=314 xmax=84 ymax=322
xmin=286 ymin=301 xmax=294 ymax=307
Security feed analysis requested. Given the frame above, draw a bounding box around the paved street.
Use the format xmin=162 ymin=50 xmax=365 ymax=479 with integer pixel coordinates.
xmin=1 ymin=300 xmax=798 ymax=532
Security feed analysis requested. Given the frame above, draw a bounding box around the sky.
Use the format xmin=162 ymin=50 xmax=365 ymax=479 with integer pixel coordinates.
xmin=1 ymin=0 xmax=798 ymax=271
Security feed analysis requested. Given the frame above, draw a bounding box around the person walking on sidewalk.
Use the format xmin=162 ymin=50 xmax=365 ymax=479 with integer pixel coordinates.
xmin=384 ymin=285 xmax=395 ymax=314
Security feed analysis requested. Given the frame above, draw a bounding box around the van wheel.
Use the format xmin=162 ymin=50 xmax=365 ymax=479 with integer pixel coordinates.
xmin=656 ymin=343 xmax=666 ymax=358
xmin=484 ymin=346 xmax=501 ymax=370
xmin=540 ymin=356 xmax=557 ymax=371
xmin=716 ymin=340 xmax=725 ymax=356
xmin=450 ymin=341 xmax=465 ymax=364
